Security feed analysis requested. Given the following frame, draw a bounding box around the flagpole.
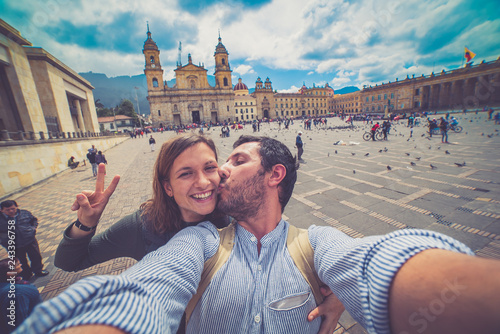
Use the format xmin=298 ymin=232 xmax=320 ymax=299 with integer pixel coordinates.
xmin=462 ymin=46 xmax=465 ymax=68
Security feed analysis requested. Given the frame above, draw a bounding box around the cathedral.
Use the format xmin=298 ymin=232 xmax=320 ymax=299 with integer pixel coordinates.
xmin=143 ymin=28 xmax=234 ymax=126
xmin=143 ymin=28 xmax=335 ymax=126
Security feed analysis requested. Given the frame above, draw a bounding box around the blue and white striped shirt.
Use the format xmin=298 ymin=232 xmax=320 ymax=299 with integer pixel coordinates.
xmin=17 ymin=220 xmax=473 ymax=334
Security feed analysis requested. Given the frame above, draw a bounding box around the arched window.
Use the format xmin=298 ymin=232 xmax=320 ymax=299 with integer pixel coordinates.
xmin=150 ymin=56 xmax=155 ymax=63
xmin=222 ymin=58 xmax=225 ymax=65
xmin=190 ymin=80 xmax=195 ymax=89
xmin=212 ymin=102 xmax=215 ymax=109
xmin=223 ymin=78 xmax=228 ymax=86
xmin=152 ymin=78 xmax=158 ymax=87
xmin=174 ymin=104 xmax=178 ymax=112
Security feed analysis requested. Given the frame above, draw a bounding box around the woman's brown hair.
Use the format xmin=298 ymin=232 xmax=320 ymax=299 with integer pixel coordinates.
xmin=140 ymin=134 xmax=218 ymax=234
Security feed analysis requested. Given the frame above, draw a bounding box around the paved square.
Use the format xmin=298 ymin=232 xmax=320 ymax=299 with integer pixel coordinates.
xmin=2 ymin=114 xmax=499 ymax=333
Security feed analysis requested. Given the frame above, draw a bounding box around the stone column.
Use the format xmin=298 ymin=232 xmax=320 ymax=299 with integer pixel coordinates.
xmin=75 ymin=99 xmax=86 ymax=132
xmin=439 ymin=82 xmax=451 ymax=109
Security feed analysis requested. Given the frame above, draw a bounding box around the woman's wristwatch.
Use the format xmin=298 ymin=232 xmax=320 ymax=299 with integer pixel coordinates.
xmin=74 ymin=219 xmax=97 ymax=232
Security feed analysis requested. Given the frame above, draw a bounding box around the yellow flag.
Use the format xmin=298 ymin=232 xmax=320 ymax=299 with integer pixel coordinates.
xmin=464 ymin=47 xmax=476 ymax=62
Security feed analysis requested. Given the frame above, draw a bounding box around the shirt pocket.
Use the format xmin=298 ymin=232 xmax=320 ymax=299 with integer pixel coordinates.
xmin=268 ymin=291 xmax=311 ymax=311
xmin=266 ymin=291 xmax=320 ymax=333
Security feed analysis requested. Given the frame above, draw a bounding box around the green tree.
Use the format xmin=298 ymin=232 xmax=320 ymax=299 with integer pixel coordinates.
xmin=95 ymin=99 xmax=105 ymax=109
xmin=117 ymin=99 xmax=135 ymax=117
xmin=97 ymin=108 xmax=114 ymax=117
xmin=116 ymin=99 xmax=140 ymax=127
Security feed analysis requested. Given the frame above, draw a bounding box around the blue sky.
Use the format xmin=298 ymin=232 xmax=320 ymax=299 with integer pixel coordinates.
xmin=2 ymin=0 xmax=500 ymax=92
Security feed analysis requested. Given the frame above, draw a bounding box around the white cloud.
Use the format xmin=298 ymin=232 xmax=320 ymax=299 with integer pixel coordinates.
xmin=278 ymin=85 xmax=301 ymax=93
xmin=234 ymin=65 xmax=255 ymax=76
xmin=4 ymin=0 xmax=499 ymax=91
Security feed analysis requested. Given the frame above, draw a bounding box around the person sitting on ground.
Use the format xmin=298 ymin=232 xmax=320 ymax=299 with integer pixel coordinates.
xmin=0 ymin=258 xmax=42 ymax=333
xmin=54 ymin=134 xmax=340 ymax=333
xmin=67 ymin=156 xmax=79 ymax=169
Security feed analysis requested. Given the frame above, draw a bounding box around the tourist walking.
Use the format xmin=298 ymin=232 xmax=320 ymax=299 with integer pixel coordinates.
xmin=371 ymin=122 xmax=380 ymax=141
xmin=95 ymin=151 xmax=107 ymax=165
xmin=86 ymin=149 xmax=97 ymax=177
xmin=440 ymin=117 xmax=449 ymax=143
xmin=149 ymin=135 xmax=156 ymax=152
xmin=296 ymin=131 xmax=304 ymax=163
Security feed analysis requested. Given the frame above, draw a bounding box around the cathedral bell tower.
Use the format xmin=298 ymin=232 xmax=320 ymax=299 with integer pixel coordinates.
xmin=214 ymin=33 xmax=232 ymax=89
xmin=143 ymin=24 xmax=164 ymax=90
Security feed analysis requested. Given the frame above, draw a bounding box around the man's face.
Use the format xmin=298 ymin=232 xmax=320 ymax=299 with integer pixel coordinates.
xmin=1 ymin=205 xmax=18 ymax=218
xmin=217 ymin=142 xmax=266 ymax=220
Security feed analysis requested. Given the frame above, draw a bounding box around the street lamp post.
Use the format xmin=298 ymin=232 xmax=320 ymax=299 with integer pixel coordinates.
xmin=113 ymin=107 xmax=117 ymax=133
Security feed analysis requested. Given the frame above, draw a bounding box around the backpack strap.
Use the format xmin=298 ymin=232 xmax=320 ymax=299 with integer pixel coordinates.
xmin=185 ymin=222 xmax=236 ymax=323
xmin=286 ymin=224 xmax=324 ymax=305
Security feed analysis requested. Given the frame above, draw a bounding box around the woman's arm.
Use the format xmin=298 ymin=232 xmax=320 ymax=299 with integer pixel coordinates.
xmin=54 ymin=212 xmax=146 ymax=272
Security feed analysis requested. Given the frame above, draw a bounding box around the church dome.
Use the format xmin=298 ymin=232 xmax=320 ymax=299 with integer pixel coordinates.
xmin=234 ymin=78 xmax=248 ymax=91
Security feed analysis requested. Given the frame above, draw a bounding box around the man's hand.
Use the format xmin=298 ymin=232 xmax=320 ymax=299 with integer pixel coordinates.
xmin=307 ymin=286 xmax=345 ymax=334
xmin=71 ymin=163 xmax=120 ymax=228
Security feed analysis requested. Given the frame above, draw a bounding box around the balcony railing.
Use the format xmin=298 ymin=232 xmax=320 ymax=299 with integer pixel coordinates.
xmin=0 ymin=129 xmax=127 ymax=144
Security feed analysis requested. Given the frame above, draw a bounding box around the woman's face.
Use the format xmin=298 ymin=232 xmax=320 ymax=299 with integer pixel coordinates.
xmin=163 ymin=142 xmax=220 ymax=223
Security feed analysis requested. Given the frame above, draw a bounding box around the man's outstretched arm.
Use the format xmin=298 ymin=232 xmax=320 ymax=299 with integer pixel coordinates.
xmin=389 ymin=249 xmax=500 ymax=334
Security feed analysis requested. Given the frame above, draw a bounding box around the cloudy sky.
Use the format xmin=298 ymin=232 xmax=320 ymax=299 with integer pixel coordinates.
xmin=2 ymin=0 xmax=499 ymax=92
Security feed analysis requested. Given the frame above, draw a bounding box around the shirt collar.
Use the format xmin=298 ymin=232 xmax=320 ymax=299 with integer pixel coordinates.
xmin=235 ymin=219 xmax=287 ymax=247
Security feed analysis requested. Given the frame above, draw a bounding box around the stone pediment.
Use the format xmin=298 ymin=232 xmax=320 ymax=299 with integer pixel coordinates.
xmin=176 ymin=63 xmax=207 ymax=72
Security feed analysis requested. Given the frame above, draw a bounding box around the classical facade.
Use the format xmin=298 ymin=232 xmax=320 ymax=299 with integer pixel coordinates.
xmin=144 ymin=29 xmax=337 ymax=126
xmin=359 ymin=59 xmax=500 ymax=116
xmin=0 ymin=19 xmax=99 ymax=140
xmin=233 ymin=78 xmax=257 ymax=122
xmin=144 ymin=29 xmax=234 ymax=126
xmin=143 ymin=26 xmax=499 ymax=124
xmin=332 ymin=91 xmax=363 ymax=115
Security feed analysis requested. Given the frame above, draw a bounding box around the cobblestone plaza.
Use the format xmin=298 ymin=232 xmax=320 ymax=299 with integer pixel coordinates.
xmin=2 ymin=114 xmax=499 ymax=333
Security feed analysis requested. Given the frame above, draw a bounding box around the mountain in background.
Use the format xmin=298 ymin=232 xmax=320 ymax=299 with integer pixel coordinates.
xmin=334 ymin=86 xmax=360 ymax=94
xmin=80 ymin=72 xmax=359 ymax=115
xmin=79 ymin=72 xmax=151 ymax=115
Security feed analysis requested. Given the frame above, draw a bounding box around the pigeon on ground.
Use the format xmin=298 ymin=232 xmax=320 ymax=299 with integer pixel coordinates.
xmin=410 ymin=162 xmax=416 ymax=166
xmin=335 ymin=150 xmax=338 ymax=154
xmin=353 ymin=170 xmax=356 ymax=174
xmin=405 ymin=153 xmax=410 ymax=156
xmin=445 ymin=150 xmax=450 ymax=154
xmin=454 ymin=162 xmax=466 ymax=167
xmin=437 ymin=146 xmax=441 ymax=150
xmin=384 ymin=147 xmax=388 ymax=152
xmin=365 ymin=153 xmax=369 ymax=156
xmin=387 ymin=165 xmax=392 ymax=171
xmin=416 ymin=157 xmax=421 ymax=160
xmin=430 ymin=164 xmax=437 ymax=169
xmin=379 ymin=149 xmax=383 ymax=153
xmin=351 ymin=152 xmax=356 ymax=156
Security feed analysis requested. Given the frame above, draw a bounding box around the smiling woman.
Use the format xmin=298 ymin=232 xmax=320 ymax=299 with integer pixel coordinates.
xmin=54 ymin=134 xmax=229 ymax=273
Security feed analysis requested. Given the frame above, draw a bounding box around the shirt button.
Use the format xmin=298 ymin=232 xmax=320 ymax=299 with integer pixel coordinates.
xmin=257 ymin=265 xmax=262 ymax=271
xmin=250 ymin=236 xmax=257 ymax=242
xmin=254 ymin=315 xmax=261 ymax=323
